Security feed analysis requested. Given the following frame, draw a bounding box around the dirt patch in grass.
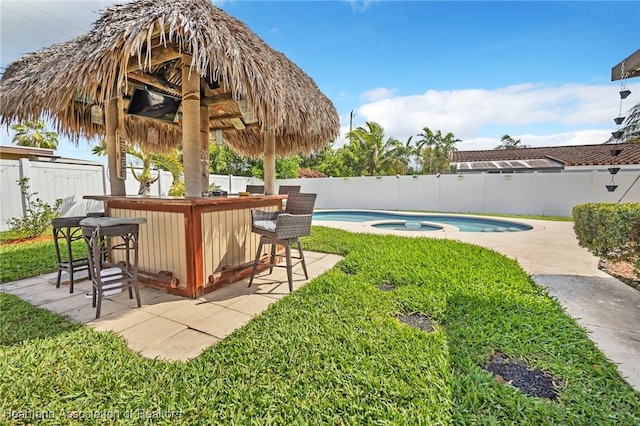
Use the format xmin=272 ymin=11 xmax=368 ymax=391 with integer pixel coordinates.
xmin=1 ymin=235 xmax=53 ymax=246
xmin=378 ymin=282 xmax=396 ymax=291
xmin=398 ymin=313 xmax=434 ymax=332
xmin=486 ymin=352 xmax=559 ymax=400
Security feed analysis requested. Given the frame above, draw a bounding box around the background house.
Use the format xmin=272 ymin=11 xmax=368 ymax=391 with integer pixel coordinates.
xmin=451 ymin=143 xmax=640 ymax=174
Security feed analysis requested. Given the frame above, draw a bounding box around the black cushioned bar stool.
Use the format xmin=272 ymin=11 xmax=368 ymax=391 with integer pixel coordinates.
xmin=52 ymin=216 xmax=91 ymax=293
xmin=80 ymin=217 xmax=146 ymax=319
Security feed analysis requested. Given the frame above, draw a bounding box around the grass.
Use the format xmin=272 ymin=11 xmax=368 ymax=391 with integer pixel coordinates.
xmin=1 ymin=226 xmax=638 ymax=424
xmin=0 ymin=235 xmax=86 ymax=283
xmin=470 ymin=212 xmax=572 ymax=222
xmin=0 ymin=228 xmax=31 ymax=244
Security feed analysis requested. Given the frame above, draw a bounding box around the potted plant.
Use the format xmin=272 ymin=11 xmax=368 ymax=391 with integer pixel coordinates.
xmin=209 ymin=184 xmax=226 ymax=196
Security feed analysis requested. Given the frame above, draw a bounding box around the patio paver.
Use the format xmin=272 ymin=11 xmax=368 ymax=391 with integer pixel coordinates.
xmin=117 ymin=316 xmax=187 ymax=352
xmin=1 ymin=251 xmax=341 ymax=362
xmin=140 ymin=328 xmax=219 ymax=361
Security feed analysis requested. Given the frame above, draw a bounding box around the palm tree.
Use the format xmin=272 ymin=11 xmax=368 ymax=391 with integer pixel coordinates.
xmin=92 ymin=140 xmax=183 ymax=195
xmin=11 ymin=119 xmax=59 ymax=149
xmin=345 ymin=121 xmax=399 ymax=176
xmin=416 ymin=126 xmax=460 ymax=174
xmin=388 ymin=135 xmax=416 ymax=175
xmin=619 ymin=101 xmax=640 ymax=143
xmin=495 ymin=134 xmax=529 ymax=150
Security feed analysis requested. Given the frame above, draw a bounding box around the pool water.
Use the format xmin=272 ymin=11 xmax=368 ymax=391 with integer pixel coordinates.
xmin=312 ymin=210 xmax=532 ymax=232
xmin=372 ymin=222 xmax=443 ymax=231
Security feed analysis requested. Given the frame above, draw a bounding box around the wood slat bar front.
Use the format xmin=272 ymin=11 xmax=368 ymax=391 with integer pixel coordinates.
xmin=85 ymin=195 xmax=286 ymax=297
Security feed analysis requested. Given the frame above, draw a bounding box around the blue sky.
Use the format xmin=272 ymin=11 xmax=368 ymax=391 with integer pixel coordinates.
xmin=1 ymin=1 xmax=639 ymax=163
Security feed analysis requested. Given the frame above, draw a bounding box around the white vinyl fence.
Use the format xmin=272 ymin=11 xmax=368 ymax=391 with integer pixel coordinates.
xmin=0 ymin=157 xmax=260 ymax=231
xmin=1 ymin=158 xmax=106 ymax=231
xmin=279 ymin=168 xmax=640 ymax=217
xmin=2 ymin=156 xmax=640 ymax=232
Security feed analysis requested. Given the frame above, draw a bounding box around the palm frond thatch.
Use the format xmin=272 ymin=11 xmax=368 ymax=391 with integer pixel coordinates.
xmin=0 ymin=0 xmax=339 ymax=157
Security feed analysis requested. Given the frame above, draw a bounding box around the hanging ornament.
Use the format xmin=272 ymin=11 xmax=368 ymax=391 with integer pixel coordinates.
xmin=606 ymin=60 xmax=630 ymax=192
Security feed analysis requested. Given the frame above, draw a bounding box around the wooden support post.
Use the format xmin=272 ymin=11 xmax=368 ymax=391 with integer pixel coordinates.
xmin=182 ymin=57 xmax=201 ymax=197
xmin=105 ymin=98 xmax=126 ymax=195
xmin=200 ymin=105 xmax=210 ymax=192
xmin=264 ymin=132 xmax=276 ymax=195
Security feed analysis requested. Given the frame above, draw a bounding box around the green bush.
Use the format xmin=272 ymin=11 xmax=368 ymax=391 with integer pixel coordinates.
xmin=6 ymin=178 xmax=62 ymax=238
xmin=572 ymin=202 xmax=640 ymax=263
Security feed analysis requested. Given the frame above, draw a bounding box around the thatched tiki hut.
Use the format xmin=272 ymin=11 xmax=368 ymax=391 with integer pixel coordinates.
xmin=0 ymin=0 xmax=339 ymax=297
xmin=0 ymin=0 xmax=339 ymax=197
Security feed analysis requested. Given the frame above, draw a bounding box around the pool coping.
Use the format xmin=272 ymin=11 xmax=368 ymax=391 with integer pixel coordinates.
xmin=312 ymin=209 xmax=540 ymax=234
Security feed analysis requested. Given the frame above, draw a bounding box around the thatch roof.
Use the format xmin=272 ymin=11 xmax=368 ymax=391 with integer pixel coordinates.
xmin=0 ymin=0 xmax=339 ymax=157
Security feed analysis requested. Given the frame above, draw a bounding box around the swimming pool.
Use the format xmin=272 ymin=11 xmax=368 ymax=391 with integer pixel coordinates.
xmin=312 ymin=210 xmax=532 ymax=232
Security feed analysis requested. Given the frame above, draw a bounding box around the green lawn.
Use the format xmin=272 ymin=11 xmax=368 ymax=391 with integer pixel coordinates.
xmin=0 ymin=237 xmax=85 ymax=283
xmin=1 ymin=226 xmax=638 ymax=424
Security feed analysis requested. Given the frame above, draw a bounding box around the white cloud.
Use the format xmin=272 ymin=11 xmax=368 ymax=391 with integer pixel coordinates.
xmin=458 ymin=130 xmax=613 ymax=151
xmin=1 ymin=1 xmax=125 ymax=69
xmin=345 ymin=0 xmax=376 ymax=13
xmin=335 ymin=82 xmax=638 ymax=151
xmin=361 ymin=87 xmax=396 ymax=102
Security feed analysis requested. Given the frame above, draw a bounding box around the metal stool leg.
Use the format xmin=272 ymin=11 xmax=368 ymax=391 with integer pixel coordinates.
xmin=53 ymin=226 xmax=63 ymax=289
xmin=248 ymin=239 xmax=264 ymax=288
xmin=269 ymin=243 xmax=277 ymax=275
xmin=285 ymin=242 xmax=293 ymax=292
xmin=64 ymin=226 xmax=75 ymax=293
xmin=297 ymin=240 xmax=309 ymax=279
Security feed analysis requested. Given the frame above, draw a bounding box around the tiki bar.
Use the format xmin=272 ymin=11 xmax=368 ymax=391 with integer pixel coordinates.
xmin=0 ymin=0 xmax=339 ymax=298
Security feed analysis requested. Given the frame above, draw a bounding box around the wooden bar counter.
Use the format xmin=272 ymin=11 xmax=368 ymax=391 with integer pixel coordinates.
xmin=84 ymin=194 xmax=286 ymax=297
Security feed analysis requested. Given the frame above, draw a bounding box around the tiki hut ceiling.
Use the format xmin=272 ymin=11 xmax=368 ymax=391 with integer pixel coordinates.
xmin=0 ymin=0 xmax=339 ymax=157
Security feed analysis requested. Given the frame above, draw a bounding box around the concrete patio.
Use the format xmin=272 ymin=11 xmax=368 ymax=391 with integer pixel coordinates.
xmin=1 ymin=251 xmax=342 ymax=362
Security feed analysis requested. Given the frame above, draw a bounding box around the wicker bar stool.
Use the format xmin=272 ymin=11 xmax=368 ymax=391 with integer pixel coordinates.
xmin=52 ymin=216 xmax=91 ymax=293
xmin=248 ymin=193 xmax=317 ymax=291
xmin=80 ymin=217 xmax=146 ymax=319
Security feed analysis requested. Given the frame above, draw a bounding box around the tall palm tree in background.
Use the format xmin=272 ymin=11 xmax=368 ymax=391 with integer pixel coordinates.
xmin=494 ymin=134 xmax=529 ymax=150
xmin=620 ymin=101 xmax=640 ymax=143
xmin=345 ymin=121 xmax=399 ymax=176
xmin=388 ymin=135 xmax=416 ymax=175
xmin=416 ymin=126 xmax=460 ymax=174
xmin=11 ymin=119 xmax=59 ymax=149
xmin=92 ymin=140 xmax=183 ymax=195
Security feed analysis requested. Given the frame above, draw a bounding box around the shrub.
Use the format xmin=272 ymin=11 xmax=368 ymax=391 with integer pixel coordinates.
xmin=6 ymin=178 xmax=62 ymax=238
xmin=572 ymin=202 xmax=640 ymax=264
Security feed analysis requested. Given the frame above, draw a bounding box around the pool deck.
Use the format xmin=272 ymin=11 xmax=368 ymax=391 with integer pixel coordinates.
xmin=314 ymin=217 xmax=640 ymax=391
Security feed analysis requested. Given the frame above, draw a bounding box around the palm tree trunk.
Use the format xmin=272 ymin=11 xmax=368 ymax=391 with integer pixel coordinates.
xmin=105 ymin=98 xmax=126 ymax=195
xmin=182 ymin=57 xmax=201 ymax=197
xmin=264 ymin=132 xmax=276 ymax=195
xmin=200 ymin=106 xmax=210 ymax=192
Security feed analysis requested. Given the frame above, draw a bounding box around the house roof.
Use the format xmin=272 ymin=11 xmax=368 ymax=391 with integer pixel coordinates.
xmin=455 ymin=158 xmax=564 ymax=172
xmin=451 ymin=143 xmax=640 ymax=167
xmin=0 ymin=145 xmax=101 ymax=164
xmin=0 ymin=145 xmax=54 ymax=158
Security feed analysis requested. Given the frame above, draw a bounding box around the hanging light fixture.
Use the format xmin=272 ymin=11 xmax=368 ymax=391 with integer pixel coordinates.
xmin=607 ymin=61 xmax=631 ymax=192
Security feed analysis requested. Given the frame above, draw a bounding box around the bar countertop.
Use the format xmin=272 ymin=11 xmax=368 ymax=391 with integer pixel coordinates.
xmin=84 ymin=194 xmax=286 ymax=207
